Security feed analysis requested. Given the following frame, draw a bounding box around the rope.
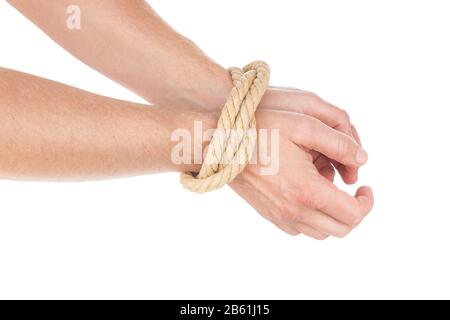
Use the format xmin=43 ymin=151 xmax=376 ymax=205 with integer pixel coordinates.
xmin=181 ymin=61 xmax=270 ymax=193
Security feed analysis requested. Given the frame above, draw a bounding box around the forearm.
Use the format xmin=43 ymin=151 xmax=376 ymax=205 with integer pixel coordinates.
xmin=6 ymin=1 xmax=325 ymax=116
xmin=0 ymin=67 xmax=213 ymax=180
xmin=7 ymin=0 xmax=232 ymax=111
xmin=6 ymin=0 xmax=361 ymax=148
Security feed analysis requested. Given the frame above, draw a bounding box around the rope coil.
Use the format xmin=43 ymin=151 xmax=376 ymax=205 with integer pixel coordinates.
xmin=181 ymin=61 xmax=270 ymax=193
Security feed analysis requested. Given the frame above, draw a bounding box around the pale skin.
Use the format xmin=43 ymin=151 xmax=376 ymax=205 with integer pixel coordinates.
xmin=2 ymin=0 xmax=374 ymax=239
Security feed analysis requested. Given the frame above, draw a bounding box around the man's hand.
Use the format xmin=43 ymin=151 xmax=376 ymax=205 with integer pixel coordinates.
xmin=260 ymin=87 xmax=363 ymax=185
xmin=6 ymin=0 xmax=374 ymax=239
xmin=231 ymin=109 xmax=374 ymax=239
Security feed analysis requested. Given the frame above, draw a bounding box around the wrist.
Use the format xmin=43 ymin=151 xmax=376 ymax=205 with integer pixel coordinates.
xmin=195 ymin=62 xmax=233 ymax=112
xmin=164 ymin=108 xmax=219 ymax=173
xmin=173 ymin=61 xmax=233 ymax=113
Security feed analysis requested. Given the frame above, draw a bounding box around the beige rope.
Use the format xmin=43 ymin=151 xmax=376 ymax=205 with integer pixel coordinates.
xmin=181 ymin=61 xmax=270 ymax=193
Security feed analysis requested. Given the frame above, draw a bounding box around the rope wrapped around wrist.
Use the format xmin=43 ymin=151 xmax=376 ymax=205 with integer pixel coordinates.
xmin=181 ymin=61 xmax=270 ymax=193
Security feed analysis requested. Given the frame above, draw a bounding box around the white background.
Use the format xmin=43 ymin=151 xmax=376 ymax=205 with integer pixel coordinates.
xmin=0 ymin=0 xmax=449 ymax=299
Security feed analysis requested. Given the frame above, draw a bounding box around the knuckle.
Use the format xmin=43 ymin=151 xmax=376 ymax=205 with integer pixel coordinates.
xmin=336 ymin=136 xmax=351 ymax=160
xmin=295 ymin=208 xmax=311 ymax=222
xmin=278 ymin=202 xmax=309 ymax=223
xmin=276 ymin=204 xmax=296 ymax=222
xmin=338 ymin=109 xmax=351 ymax=123
xmin=297 ymin=188 xmax=322 ymax=211
xmin=297 ymin=178 xmax=326 ymax=209
xmin=295 ymin=114 xmax=311 ymax=134
xmin=343 ymin=207 xmax=364 ymax=228
xmin=304 ymin=91 xmax=321 ymax=103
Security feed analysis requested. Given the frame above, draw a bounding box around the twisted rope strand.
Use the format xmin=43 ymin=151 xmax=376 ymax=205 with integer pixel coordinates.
xmin=180 ymin=61 xmax=270 ymax=193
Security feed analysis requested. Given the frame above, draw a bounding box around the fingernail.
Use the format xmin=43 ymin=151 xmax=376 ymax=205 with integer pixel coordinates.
xmin=356 ymin=149 xmax=368 ymax=165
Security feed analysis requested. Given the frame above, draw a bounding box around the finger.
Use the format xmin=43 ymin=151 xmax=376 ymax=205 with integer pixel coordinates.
xmin=288 ymin=206 xmax=353 ymax=238
xmin=318 ymin=99 xmax=363 ymax=147
xmin=309 ymin=127 xmax=359 ymax=184
xmin=351 ymin=124 xmax=362 ymax=146
xmin=354 ymin=186 xmax=375 ymax=224
xmin=261 ymin=88 xmax=353 ymax=136
xmin=331 ymin=160 xmax=358 ymax=185
xmin=290 ymin=115 xmax=368 ymax=168
xmin=291 ymin=222 xmax=329 ymax=240
xmin=273 ymin=222 xmax=301 ymax=236
xmin=261 ymin=88 xmax=364 ymax=159
xmin=312 ymin=178 xmax=374 ymax=226
xmin=314 ymin=154 xmax=336 ymax=181
xmin=310 ymin=150 xmax=322 ymax=162
xmin=320 ymin=164 xmax=335 ymax=182
xmin=308 ymin=97 xmax=353 ymax=136
xmin=308 ymin=97 xmax=363 ymax=149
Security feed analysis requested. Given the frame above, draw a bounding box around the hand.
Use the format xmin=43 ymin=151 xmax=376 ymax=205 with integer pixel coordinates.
xmin=260 ymin=87 xmax=363 ymax=185
xmin=202 ymin=84 xmax=364 ymax=185
xmin=230 ymin=109 xmax=374 ymax=239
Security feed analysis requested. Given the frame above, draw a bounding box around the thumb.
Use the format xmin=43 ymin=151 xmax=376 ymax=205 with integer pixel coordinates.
xmin=289 ymin=115 xmax=368 ymax=167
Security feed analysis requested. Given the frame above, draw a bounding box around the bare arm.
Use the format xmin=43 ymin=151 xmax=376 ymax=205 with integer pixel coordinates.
xmin=0 ymin=67 xmax=212 ymax=180
xmin=0 ymin=66 xmax=373 ymax=238
xmin=7 ymin=0 xmax=364 ymax=184
xmin=4 ymin=1 xmax=374 ymax=238
xmin=7 ymin=0 xmax=231 ymax=111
